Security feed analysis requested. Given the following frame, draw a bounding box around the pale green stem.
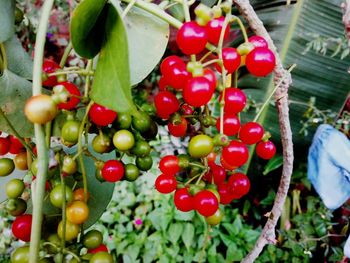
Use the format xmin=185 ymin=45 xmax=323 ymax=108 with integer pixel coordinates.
xmin=59 ymin=42 xmax=73 ymax=68
xmin=233 ymin=16 xmax=249 ymax=42
xmin=182 ymin=0 xmax=191 ymax=22
xmin=122 ymin=0 xmax=182 ymax=28
xmin=60 ymin=169 xmax=66 ymax=262
xmin=47 ymin=69 xmax=94 ymax=77
xmin=84 ymin=60 xmax=93 ymax=98
xmin=29 ymin=0 xmax=55 ymax=262
xmin=122 ymin=0 xmax=137 ymax=18
xmin=202 ymin=59 xmax=220 ymax=67
xmin=253 ymin=64 xmax=297 ymax=123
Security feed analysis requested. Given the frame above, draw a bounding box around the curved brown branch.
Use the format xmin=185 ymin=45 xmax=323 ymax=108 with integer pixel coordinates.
xmin=232 ymin=1 xmax=294 ymax=262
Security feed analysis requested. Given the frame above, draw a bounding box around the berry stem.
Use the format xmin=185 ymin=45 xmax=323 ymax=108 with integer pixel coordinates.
xmin=122 ymin=0 xmax=137 ymax=18
xmin=195 ymin=170 xmax=207 ymax=185
xmin=47 ymin=69 xmax=94 ymax=77
xmin=253 ymin=64 xmax=296 ymax=123
xmin=232 ymin=16 xmax=249 ymax=43
xmin=59 ymin=42 xmax=73 ymax=68
xmin=0 ymin=43 xmax=7 ymax=71
xmin=29 ymin=0 xmax=55 ymax=261
xmin=202 ymin=59 xmax=221 ymax=67
xmin=60 ymin=164 xmax=67 ymax=260
xmin=189 ymin=162 xmax=207 ymax=169
xmin=182 ymin=0 xmax=191 ymax=22
xmin=0 ymin=108 xmax=35 ymax=157
xmin=121 ymin=0 xmax=183 ymax=28
xmin=78 ymin=101 xmax=93 ymax=203
xmin=84 ymin=60 xmax=93 ymax=98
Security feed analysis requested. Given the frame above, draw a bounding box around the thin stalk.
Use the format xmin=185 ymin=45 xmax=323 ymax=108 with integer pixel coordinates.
xmin=45 ymin=122 xmax=52 ymax=147
xmin=233 ymin=16 xmax=249 ymax=42
xmin=60 ymin=169 xmax=67 ymax=262
xmin=84 ymin=60 xmax=93 ymax=98
xmin=59 ymin=42 xmax=73 ymax=68
xmin=122 ymin=0 xmax=137 ymax=18
xmin=182 ymin=0 xmax=191 ymax=22
xmin=47 ymin=69 xmax=94 ymax=77
xmin=0 ymin=43 xmax=8 ymax=71
xmin=253 ymin=64 xmax=296 ymax=123
xmin=122 ymin=0 xmax=182 ymax=28
xmin=29 ymin=0 xmax=55 ymax=262
xmin=77 ymin=101 xmax=93 ymax=202
xmin=199 ymin=49 xmax=216 ymax=63
xmin=189 ymin=162 xmax=207 ymax=170
xmin=202 ymin=59 xmax=220 ymax=67
xmin=0 ymin=108 xmax=35 ymax=157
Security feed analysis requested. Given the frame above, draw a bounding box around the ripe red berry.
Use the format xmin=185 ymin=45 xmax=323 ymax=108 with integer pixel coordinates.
xmin=220 ymin=87 xmax=247 ymax=114
xmin=57 ymin=82 xmax=81 ymax=110
xmin=168 ymin=117 xmax=188 ymax=137
xmin=163 ymin=63 xmax=190 ymax=90
xmin=159 ymin=155 xmax=180 ymax=175
xmin=180 ymin=104 xmax=194 ymax=115
xmin=215 ymin=47 xmax=241 ymax=74
xmin=160 ymin=56 xmax=185 ymax=75
xmin=88 ymin=244 xmax=109 ymax=254
xmin=89 ymin=103 xmax=117 ymax=126
xmin=256 ymin=140 xmax=276 ymax=160
xmin=228 ymin=173 xmax=250 ymax=198
xmin=174 ymin=188 xmax=193 ymax=212
xmin=183 ymin=76 xmax=214 ymax=107
xmin=154 ymin=91 xmax=180 ymax=119
xmin=176 ymin=21 xmax=208 ymax=55
xmin=206 ymin=17 xmax=230 ymax=45
xmin=221 ymin=140 xmax=249 ymax=167
xmin=203 ymin=68 xmax=217 ymax=92
xmin=101 ymin=160 xmax=125 ymax=182
xmin=245 ymin=47 xmax=276 ymax=77
xmin=12 ymin=214 xmax=32 ymax=242
xmin=194 ymin=190 xmax=219 ymax=217
xmin=215 ymin=114 xmax=240 ymax=136
xmin=239 ymin=122 xmax=264 ymax=145
xmin=9 ymin=136 xmax=24 ymax=150
xmin=248 ymin=36 xmax=268 ymax=48
xmin=0 ymin=137 xmax=11 ymax=155
xmin=158 ymin=75 xmax=168 ymax=91
xmin=220 ymin=156 xmax=237 ymax=171
xmin=155 ymin=174 xmax=177 ymax=194
xmin=204 ymin=164 xmax=226 ymax=185
xmin=42 ymin=59 xmax=60 ymax=87
xmin=217 ymin=183 xmax=234 ymax=204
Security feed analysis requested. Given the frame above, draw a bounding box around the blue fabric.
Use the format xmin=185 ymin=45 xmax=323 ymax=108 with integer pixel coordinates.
xmin=308 ymin=124 xmax=350 ymax=210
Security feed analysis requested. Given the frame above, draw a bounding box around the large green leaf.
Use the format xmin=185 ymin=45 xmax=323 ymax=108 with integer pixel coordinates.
xmin=0 ymin=70 xmax=33 ymax=137
xmin=90 ymin=4 xmax=138 ymax=115
xmin=124 ymin=6 xmax=169 ymax=86
xmin=0 ymin=0 xmax=15 ymax=43
xmin=70 ymin=0 xmax=108 ymax=59
xmin=4 ymin=35 xmax=33 ymax=80
xmin=240 ymin=0 xmax=350 ymax=148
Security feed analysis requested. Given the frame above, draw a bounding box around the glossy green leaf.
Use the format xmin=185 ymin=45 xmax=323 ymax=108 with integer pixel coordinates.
xmin=90 ymin=4 xmax=138 ymax=115
xmin=0 ymin=70 xmax=33 ymax=137
xmin=70 ymin=0 xmax=107 ymax=58
xmin=0 ymin=0 xmax=15 ymax=42
xmin=4 ymin=35 xmax=33 ymax=80
xmin=124 ymin=6 xmax=169 ymax=86
xmin=263 ymin=155 xmax=283 ymax=175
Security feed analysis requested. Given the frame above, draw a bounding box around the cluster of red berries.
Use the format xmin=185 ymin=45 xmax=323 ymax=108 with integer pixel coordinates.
xmin=153 ymin=13 xmax=277 ymax=224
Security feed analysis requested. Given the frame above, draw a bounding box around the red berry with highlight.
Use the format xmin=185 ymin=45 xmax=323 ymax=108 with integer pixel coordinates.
xmin=216 ymin=114 xmax=240 ymax=136
xmin=239 ymin=122 xmax=264 ymax=145
xmin=215 ymin=47 xmax=241 ymax=74
xmin=256 ymin=140 xmax=276 ymax=160
xmin=168 ymin=117 xmax=187 ymax=137
xmin=159 ymin=155 xmax=180 ymax=175
xmin=194 ymin=190 xmax=219 ymax=217
xmin=228 ymin=173 xmax=250 ymax=198
xmin=248 ymin=36 xmax=268 ymax=48
xmin=183 ymin=77 xmax=213 ymax=107
xmin=206 ymin=17 xmax=230 ymax=45
xmin=12 ymin=214 xmax=32 ymax=242
xmin=220 ymin=88 xmax=247 ymax=114
xmin=155 ymin=174 xmax=177 ymax=194
xmin=42 ymin=59 xmax=60 ymax=87
xmin=222 ymin=140 xmax=249 ymax=167
xmin=174 ymin=188 xmax=193 ymax=212
xmin=154 ymin=91 xmax=180 ymax=119
xmin=176 ymin=21 xmax=208 ymax=55
xmin=89 ymin=103 xmax=117 ymax=126
xmin=246 ymin=47 xmax=276 ymax=77
xmin=101 ymin=160 xmax=124 ymax=182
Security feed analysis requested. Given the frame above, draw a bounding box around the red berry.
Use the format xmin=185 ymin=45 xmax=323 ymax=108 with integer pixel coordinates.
xmin=215 ymin=114 xmax=240 ymax=136
xmin=42 ymin=59 xmax=60 ymax=87
xmin=205 ymin=164 xmax=226 ymax=185
xmin=221 ymin=140 xmax=249 ymax=167
xmin=101 ymin=160 xmax=124 ymax=182
xmin=215 ymin=47 xmax=241 ymax=74
xmin=203 ymin=68 xmax=217 ymax=92
xmin=218 ymin=183 xmax=234 ymax=204
xmin=206 ymin=17 xmax=230 ymax=45
xmin=220 ymin=156 xmax=237 ymax=170
xmin=239 ymin=122 xmax=264 ymax=145
xmin=165 ymin=64 xmax=191 ymax=90
xmin=246 ymin=48 xmax=276 ymax=77
xmin=168 ymin=117 xmax=187 ymax=137
xmin=160 ymin=56 xmax=185 ymax=75
xmin=154 ymin=91 xmax=180 ymax=119
xmin=174 ymin=188 xmax=193 ymax=212
xmin=57 ymin=82 xmax=81 ymax=110
xmin=158 ymin=75 xmax=168 ymax=91
xmin=248 ymin=36 xmax=268 ymax=48
xmin=9 ymin=136 xmax=24 ymax=150
xmin=89 ymin=103 xmax=117 ymax=126
xmin=183 ymin=77 xmax=213 ymax=107
xmin=88 ymin=244 xmax=108 ymax=254
xmin=256 ymin=140 xmax=276 ymax=160
xmin=194 ymin=190 xmax=219 ymax=217
xmin=176 ymin=21 xmax=208 ymax=55
xmin=159 ymin=155 xmax=180 ymax=175
xmin=155 ymin=174 xmax=177 ymax=194
xmin=220 ymin=88 xmax=246 ymax=114
xmin=227 ymin=173 xmax=250 ymax=198
xmin=180 ymin=104 xmax=194 ymax=115
xmin=0 ymin=137 xmax=11 ymax=155
xmin=12 ymin=214 xmax=32 ymax=242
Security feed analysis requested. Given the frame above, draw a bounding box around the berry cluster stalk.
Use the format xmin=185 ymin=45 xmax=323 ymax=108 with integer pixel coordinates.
xmin=29 ymin=0 xmax=55 ymax=262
